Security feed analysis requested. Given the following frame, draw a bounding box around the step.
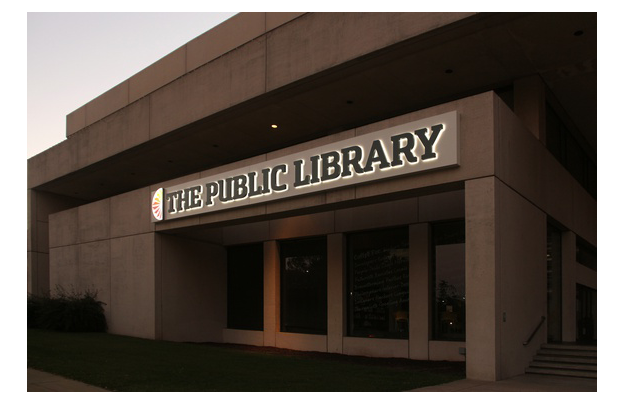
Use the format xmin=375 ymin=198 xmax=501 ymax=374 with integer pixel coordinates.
xmin=534 ymin=355 xmax=597 ymax=365
xmin=541 ymin=343 xmax=596 ymax=352
xmin=529 ymin=361 xmax=597 ymax=372
xmin=538 ymin=349 xmax=597 ymax=358
xmin=526 ymin=366 xmax=597 ymax=379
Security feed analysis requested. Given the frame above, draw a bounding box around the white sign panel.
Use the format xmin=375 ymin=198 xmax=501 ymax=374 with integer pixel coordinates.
xmin=151 ymin=111 xmax=459 ymax=222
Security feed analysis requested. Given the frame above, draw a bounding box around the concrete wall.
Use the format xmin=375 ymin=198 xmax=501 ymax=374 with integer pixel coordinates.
xmin=28 ymin=190 xmax=84 ymax=295
xmin=48 ymin=187 xmax=157 ymax=339
xmin=158 ymin=234 xmax=227 ymax=342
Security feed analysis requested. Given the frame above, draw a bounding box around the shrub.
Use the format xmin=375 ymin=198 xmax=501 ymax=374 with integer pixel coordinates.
xmin=28 ymin=286 xmax=107 ymax=332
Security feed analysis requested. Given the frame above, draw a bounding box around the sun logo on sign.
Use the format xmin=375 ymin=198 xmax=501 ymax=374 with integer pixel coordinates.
xmin=152 ymin=188 xmax=164 ymax=221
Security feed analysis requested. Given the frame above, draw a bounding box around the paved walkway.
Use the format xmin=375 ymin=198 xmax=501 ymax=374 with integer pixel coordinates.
xmin=410 ymin=373 xmax=597 ymax=392
xmin=27 ymin=368 xmax=108 ymax=392
xmin=27 ymin=368 xmax=596 ymax=392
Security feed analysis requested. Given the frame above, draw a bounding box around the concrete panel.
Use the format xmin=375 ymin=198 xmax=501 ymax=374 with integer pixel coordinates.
xmin=110 ymin=234 xmax=156 ymax=339
xmin=150 ymin=37 xmax=266 ymax=138
xmin=263 ymin=240 xmax=279 ymax=346
xmin=110 ymin=187 xmax=154 ymax=238
xmin=66 ymin=105 xmax=87 ymax=137
xmin=154 ymin=215 xmax=200 ymax=231
xmin=275 ymin=332 xmax=327 ymax=353
xmin=465 ymin=176 xmax=499 ymax=381
xmin=327 ymin=233 xmax=345 ymax=354
xmin=325 ymin=187 xmax=355 ymax=205
xmin=222 ymin=221 xmax=270 ymax=246
xmin=35 ymin=190 xmax=85 ymax=222
xmin=160 ymin=234 xmax=226 ymax=342
xmin=576 ymin=264 xmax=597 ymax=290
xmin=78 ymin=241 xmax=111 ymax=323
xmin=513 ymin=75 xmax=546 ymax=142
xmin=49 ymin=245 xmax=79 ymax=292
xmin=200 ymin=154 xmax=267 ymax=178
xmin=129 ymin=46 xmax=186 ymax=103
xmin=342 ymin=337 xmax=408 ymax=358
xmin=498 ymin=181 xmax=547 ymax=379
xmin=419 ymin=190 xmax=465 ymax=222
xmin=266 ymin=13 xmax=475 ymax=91
xmin=428 ymin=341 xmax=465 ymax=362
xmin=572 ymin=183 xmax=597 ymax=245
xmin=265 ymin=129 xmax=354 ymax=160
xmin=335 ymin=198 xmax=418 ymax=233
xmin=85 ymin=80 xmax=129 ymax=128
xmin=76 ymin=98 xmax=150 ymax=169
xmin=409 ymin=224 xmax=429 ymax=360
xmin=78 ymin=199 xmax=110 ymax=243
xmin=36 ymin=221 xmax=49 ymax=254
xmin=269 ymin=212 xmax=334 ymax=240
xmin=266 ymin=192 xmax=326 ymax=215
xmin=49 ymin=208 xmax=79 ymax=248
xmin=29 ymin=252 xmax=50 ymax=295
xmin=266 ymin=12 xmax=305 ymax=31
xmin=186 ymin=13 xmax=265 ymax=72
xmin=27 ymin=137 xmax=80 ymax=188
xmin=223 ymin=329 xmax=264 ymax=346
xmin=199 ymin=203 xmax=267 ymax=226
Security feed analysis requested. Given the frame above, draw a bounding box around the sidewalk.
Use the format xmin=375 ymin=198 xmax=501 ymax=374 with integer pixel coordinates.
xmin=410 ymin=373 xmax=597 ymax=392
xmin=28 ymin=367 xmax=596 ymax=392
xmin=27 ymin=368 xmax=108 ymax=392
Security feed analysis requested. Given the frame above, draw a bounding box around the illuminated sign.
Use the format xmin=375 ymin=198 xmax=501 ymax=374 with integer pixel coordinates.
xmin=151 ymin=111 xmax=459 ymax=222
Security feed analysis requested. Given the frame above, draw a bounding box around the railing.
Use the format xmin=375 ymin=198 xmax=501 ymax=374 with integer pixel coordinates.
xmin=523 ymin=316 xmax=546 ymax=346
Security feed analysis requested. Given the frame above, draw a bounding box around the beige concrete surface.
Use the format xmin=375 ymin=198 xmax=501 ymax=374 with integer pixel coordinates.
xmin=410 ymin=374 xmax=597 ymax=392
xmin=27 ymin=368 xmax=108 ymax=392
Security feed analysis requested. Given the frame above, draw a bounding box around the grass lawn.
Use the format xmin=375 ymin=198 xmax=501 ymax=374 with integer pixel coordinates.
xmin=27 ymin=329 xmax=465 ymax=391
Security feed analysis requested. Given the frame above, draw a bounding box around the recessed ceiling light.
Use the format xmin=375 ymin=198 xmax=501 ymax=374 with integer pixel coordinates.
xmin=271 ymin=124 xmax=278 ymax=129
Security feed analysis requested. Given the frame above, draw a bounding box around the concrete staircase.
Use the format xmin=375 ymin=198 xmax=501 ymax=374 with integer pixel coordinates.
xmin=526 ymin=343 xmax=597 ymax=379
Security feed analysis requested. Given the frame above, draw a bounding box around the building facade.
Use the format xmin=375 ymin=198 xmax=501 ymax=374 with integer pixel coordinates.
xmin=27 ymin=12 xmax=597 ymax=381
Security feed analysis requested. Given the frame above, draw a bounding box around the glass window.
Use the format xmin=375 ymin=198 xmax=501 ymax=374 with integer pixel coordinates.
xmin=432 ymin=221 xmax=465 ymax=341
xmin=280 ymin=237 xmax=327 ymax=335
xmin=347 ymin=227 xmax=409 ymax=339
xmin=227 ymin=243 xmax=264 ymax=331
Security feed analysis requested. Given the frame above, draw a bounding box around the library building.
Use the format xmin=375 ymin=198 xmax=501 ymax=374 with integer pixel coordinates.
xmin=27 ymin=12 xmax=597 ymax=381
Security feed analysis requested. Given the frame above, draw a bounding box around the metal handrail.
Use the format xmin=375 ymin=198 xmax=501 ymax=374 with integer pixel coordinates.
xmin=523 ymin=316 xmax=546 ymax=346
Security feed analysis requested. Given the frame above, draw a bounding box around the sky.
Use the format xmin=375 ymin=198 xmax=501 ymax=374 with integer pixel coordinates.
xmin=27 ymin=12 xmax=237 ymax=158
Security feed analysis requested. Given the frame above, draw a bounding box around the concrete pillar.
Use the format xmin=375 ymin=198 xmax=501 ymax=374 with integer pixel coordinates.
xmin=561 ymin=231 xmax=577 ymax=342
xmin=513 ymin=75 xmax=546 ymax=144
xmin=263 ymin=240 xmax=279 ymax=346
xmin=409 ymin=223 xmax=430 ymax=359
xmin=327 ymin=233 xmax=345 ymax=353
xmin=465 ymin=177 xmax=500 ymax=381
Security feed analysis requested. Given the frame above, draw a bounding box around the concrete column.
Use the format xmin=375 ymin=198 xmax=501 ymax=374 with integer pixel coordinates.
xmin=513 ymin=75 xmax=546 ymax=144
xmin=409 ymin=223 xmax=430 ymax=359
xmin=465 ymin=177 xmax=500 ymax=381
xmin=263 ymin=240 xmax=279 ymax=346
xmin=561 ymin=231 xmax=577 ymax=342
xmin=327 ymin=233 xmax=345 ymax=354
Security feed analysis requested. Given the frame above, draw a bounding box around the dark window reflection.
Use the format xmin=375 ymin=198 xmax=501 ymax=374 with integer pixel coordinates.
xmin=432 ymin=221 xmax=465 ymax=341
xmin=280 ymin=237 xmax=327 ymax=335
xmin=347 ymin=227 xmax=409 ymax=339
xmin=227 ymin=243 xmax=264 ymax=331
